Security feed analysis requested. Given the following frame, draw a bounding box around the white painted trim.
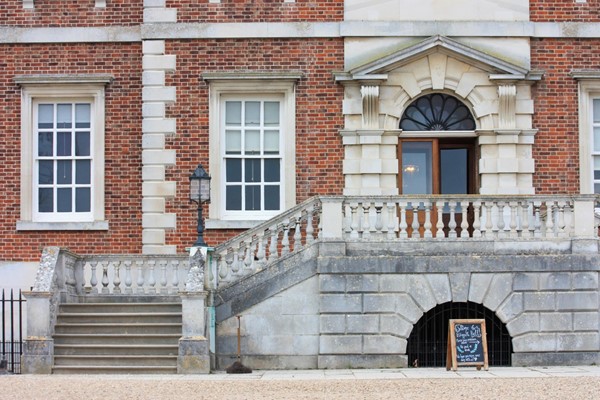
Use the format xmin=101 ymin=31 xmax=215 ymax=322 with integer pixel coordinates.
xmin=206 ymin=79 xmax=297 ymax=222
xmin=16 ymin=221 xmax=109 ymax=231
xmin=18 ymin=82 xmax=107 ymax=227
xmin=577 ymin=79 xmax=600 ymax=194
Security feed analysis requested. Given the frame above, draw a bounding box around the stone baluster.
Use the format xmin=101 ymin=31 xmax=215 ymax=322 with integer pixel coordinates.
xmin=306 ymin=205 xmax=315 ymax=245
xmin=293 ymin=216 xmax=302 ymax=250
xmin=232 ymin=245 xmax=242 ymax=277
xmin=147 ymin=260 xmax=156 ymax=294
xmin=472 ymin=201 xmax=482 ymax=238
xmin=436 ymin=201 xmax=445 ymax=238
xmin=256 ymin=234 xmax=266 ymax=271
xmin=410 ymin=202 xmax=420 ymax=238
xmin=113 ymin=261 xmax=122 ymax=294
xmin=533 ymin=201 xmax=542 ymax=238
xmin=350 ymin=203 xmax=359 ymax=239
xmin=136 ymin=260 xmax=145 ymax=294
xmin=423 ymin=201 xmax=432 ymax=238
xmin=399 ymin=201 xmax=408 ymax=239
xmin=448 ymin=202 xmax=457 ymax=238
xmin=557 ymin=201 xmax=567 ymax=237
xmin=227 ymin=251 xmax=236 ymax=279
xmin=485 ymin=202 xmax=494 ymax=238
xmin=281 ymin=222 xmax=290 ymax=255
xmin=217 ymin=254 xmax=229 ymax=283
xmin=374 ymin=204 xmax=384 ymax=236
xmin=460 ymin=202 xmax=469 ymax=238
xmin=509 ymin=202 xmax=518 ymax=238
xmin=89 ymin=261 xmax=98 ymax=294
xmin=268 ymin=228 xmax=278 ymax=263
xmin=124 ymin=260 xmax=133 ymax=294
xmin=519 ymin=201 xmax=530 ymax=238
xmin=243 ymin=241 xmax=253 ymax=275
xmin=387 ymin=202 xmax=396 ymax=239
xmin=101 ymin=261 xmax=110 ymax=294
xmin=172 ymin=260 xmax=180 ymax=290
xmin=496 ymin=201 xmax=506 ymax=238
xmin=159 ymin=260 xmax=168 ymax=294
xmin=362 ymin=202 xmax=371 ymax=239
xmin=545 ymin=201 xmax=555 ymax=237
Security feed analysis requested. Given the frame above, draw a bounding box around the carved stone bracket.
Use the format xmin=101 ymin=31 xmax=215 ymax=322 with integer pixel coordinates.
xmin=497 ymin=84 xmax=517 ymax=129
xmin=361 ymin=85 xmax=380 ymax=129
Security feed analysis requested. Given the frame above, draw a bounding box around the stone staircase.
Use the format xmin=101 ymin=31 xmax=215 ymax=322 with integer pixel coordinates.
xmin=52 ymin=297 xmax=182 ymax=374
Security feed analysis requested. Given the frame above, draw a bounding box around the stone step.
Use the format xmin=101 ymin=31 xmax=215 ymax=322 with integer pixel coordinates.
xmin=79 ymin=295 xmax=182 ymax=304
xmin=54 ymin=333 xmax=181 ymax=345
xmin=60 ymin=302 xmax=182 ymax=314
xmin=52 ymin=365 xmax=177 ymax=375
xmin=54 ymin=322 xmax=182 ymax=334
xmin=53 ymin=355 xmax=177 ymax=367
xmin=56 ymin=312 xmax=182 ymax=324
xmin=54 ymin=344 xmax=179 ymax=356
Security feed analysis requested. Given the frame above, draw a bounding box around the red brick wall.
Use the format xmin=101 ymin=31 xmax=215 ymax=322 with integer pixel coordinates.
xmin=530 ymin=0 xmax=600 ymax=22
xmin=163 ymin=38 xmax=345 ymax=250
xmin=0 ymin=43 xmax=142 ymax=261
xmin=167 ymin=0 xmax=344 ymax=22
xmin=530 ymin=38 xmax=600 ymax=194
xmin=0 ymin=0 xmax=142 ymax=27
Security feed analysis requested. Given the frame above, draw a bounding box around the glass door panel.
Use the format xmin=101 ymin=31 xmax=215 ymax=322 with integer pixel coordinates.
xmin=440 ymin=148 xmax=468 ymax=194
xmin=401 ymin=141 xmax=433 ymax=195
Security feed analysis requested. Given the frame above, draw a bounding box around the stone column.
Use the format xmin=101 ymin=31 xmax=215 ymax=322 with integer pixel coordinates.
xmin=20 ymin=292 xmax=54 ymax=374
xmin=178 ymin=246 xmax=210 ymax=373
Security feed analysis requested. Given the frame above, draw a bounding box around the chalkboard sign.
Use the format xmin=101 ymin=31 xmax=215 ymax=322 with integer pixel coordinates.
xmin=446 ymin=319 xmax=489 ymax=371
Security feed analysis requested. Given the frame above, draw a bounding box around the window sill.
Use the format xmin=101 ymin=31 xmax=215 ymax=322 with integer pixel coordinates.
xmin=16 ymin=221 xmax=109 ymax=231
xmin=205 ymin=219 xmax=265 ymax=230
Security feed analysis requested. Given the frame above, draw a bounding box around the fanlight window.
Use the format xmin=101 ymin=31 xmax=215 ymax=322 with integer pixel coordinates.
xmin=400 ymin=93 xmax=475 ymax=131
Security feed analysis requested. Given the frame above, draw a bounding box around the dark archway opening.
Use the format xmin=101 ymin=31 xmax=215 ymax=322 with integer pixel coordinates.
xmin=406 ymin=302 xmax=512 ymax=367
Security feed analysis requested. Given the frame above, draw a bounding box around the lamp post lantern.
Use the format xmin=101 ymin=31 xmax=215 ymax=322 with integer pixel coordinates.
xmin=189 ymin=164 xmax=211 ymax=247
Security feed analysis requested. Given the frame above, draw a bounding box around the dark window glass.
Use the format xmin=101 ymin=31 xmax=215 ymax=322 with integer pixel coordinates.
xmin=76 ymin=132 xmax=90 ymax=156
xmin=75 ymin=188 xmax=91 ymax=212
xmin=57 ymin=161 xmax=72 ymax=184
xmin=57 ymin=188 xmax=72 ymax=212
xmin=226 ymin=186 xmax=242 ymax=210
xmin=76 ymin=160 xmax=91 ymax=184
xmin=245 ymin=159 xmax=261 ymax=183
xmin=400 ymin=94 xmax=475 ymax=131
xmin=57 ymin=132 xmax=72 ymax=156
xmin=245 ymin=186 xmax=261 ymax=211
xmin=264 ymin=159 xmax=280 ymax=182
xmin=264 ymin=185 xmax=280 ymax=210
xmin=38 ymin=161 xmax=54 ymax=184
xmin=226 ymin=159 xmax=242 ymax=182
xmin=38 ymin=132 xmax=53 ymax=156
xmin=38 ymin=188 xmax=53 ymax=212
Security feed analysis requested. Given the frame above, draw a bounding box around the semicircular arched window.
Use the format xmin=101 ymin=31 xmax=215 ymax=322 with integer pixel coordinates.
xmin=400 ymin=93 xmax=476 ymax=131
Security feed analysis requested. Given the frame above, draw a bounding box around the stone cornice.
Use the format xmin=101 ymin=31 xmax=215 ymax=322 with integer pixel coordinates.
xmin=14 ymin=74 xmax=114 ymax=86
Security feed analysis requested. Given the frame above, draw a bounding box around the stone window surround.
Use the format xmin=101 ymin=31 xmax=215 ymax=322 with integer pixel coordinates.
xmin=24 ymin=0 xmax=106 ymax=8
xmin=202 ymin=72 xmax=301 ymax=229
xmin=15 ymin=74 xmax=112 ymax=231
xmin=573 ymin=71 xmax=600 ymax=194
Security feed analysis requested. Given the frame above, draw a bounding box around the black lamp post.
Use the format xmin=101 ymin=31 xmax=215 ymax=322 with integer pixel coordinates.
xmin=189 ymin=164 xmax=211 ymax=247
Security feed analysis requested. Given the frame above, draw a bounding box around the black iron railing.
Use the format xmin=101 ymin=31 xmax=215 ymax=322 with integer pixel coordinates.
xmin=1 ymin=289 xmax=25 ymax=374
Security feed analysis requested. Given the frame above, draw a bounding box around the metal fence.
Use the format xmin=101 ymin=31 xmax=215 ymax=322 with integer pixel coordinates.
xmin=1 ymin=289 xmax=25 ymax=374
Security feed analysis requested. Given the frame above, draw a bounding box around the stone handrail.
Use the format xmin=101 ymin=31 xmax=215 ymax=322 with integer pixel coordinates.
xmin=210 ymin=196 xmax=322 ymax=289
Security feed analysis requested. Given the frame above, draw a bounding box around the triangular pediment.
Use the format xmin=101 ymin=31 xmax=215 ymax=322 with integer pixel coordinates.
xmin=335 ymin=35 xmax=540 ymax=83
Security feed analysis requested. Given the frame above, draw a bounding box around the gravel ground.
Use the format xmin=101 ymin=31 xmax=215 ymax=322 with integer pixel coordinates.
xmin=1 ymin=373 xmax=600 ymax=400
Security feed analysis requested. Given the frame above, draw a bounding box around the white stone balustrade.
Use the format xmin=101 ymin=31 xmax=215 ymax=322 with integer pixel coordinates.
xmin=77 ymin=256 xmax=189 ymax=295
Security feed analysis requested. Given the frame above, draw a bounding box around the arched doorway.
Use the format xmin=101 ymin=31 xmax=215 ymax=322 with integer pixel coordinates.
xmin=406 ymin=302 xmax=512 ymax=367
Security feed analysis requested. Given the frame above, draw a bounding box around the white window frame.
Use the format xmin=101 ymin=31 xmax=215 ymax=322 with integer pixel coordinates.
xmin=576 ymin=76 xmax=600 ymax=194
xmin=203 ymin=73 xmax=299 ymax=229
xmin=16 ymin=76 xmax=111 ymax=230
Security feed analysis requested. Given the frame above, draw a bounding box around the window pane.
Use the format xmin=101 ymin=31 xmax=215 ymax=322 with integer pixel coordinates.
xmin=595 ymin=183 xmax=600 ymax=194
xmin=57 ymin=188 xmax=72 ymax=212
xmin=76 ymin=160 xmax=91 ymax=184
xmin=594 ymin=128 xmax=600 ymax=152
xmin=245 ymin=159 xmax=261 ymax=183
xmin=75 ymin=104 xmax=91 ymax=129
xmin=264 ymin=102 xmax=280 ymax=126
xmin=264 ymin=130 xmax=279 ymax=154
xmin=57 ymin=160 xmax=72 ymax=184
xmin=226 ymin=159 xmax=242 ymax=182
xmin=57 ymin=132 xmax=72 ymax=156
xmin=75 ymin=188 xmax=91 ymax=212
xmin=245 ymin=186 xmax=261 ymax=211
xmin=402 ymin=141 xmax=433 ymax=195
xmin=440 ymin=148 xmax=467 ymax=194
xmin=245 ymin=102 xmax=260 ymax=126
xmin=38 ymin=132 xmax=53 ymax=156
xmin=38 ymin=188 xmax=53 ymax=212
xmin=76 ymin=132 xmax=90 ymax=156
xmin=57 ymin=104 xmax=72 ymax=129
xmin=245 ymin=130 xmax=260 ymax=154
xmin=594 ymin=157 xmax=600 ymax=180
xmin=264 ymin=159 xmax=280 ymax=182
xmin=226 ymin=186 xmax=242 ymax=210
xmin=225 ymin=130 xmax=241 ymax=154
xmin=225 ymin=101 xmax=242 ymax=126
xmin=38 ymin=104 xmax=54 ymax=129
xmin=38 ymin=161 xmax=53 ymax=184
xmin=594 ymin=99 xmax=600 ymax=123
xmin=264 ymin=185 xmax=280 ymax=210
